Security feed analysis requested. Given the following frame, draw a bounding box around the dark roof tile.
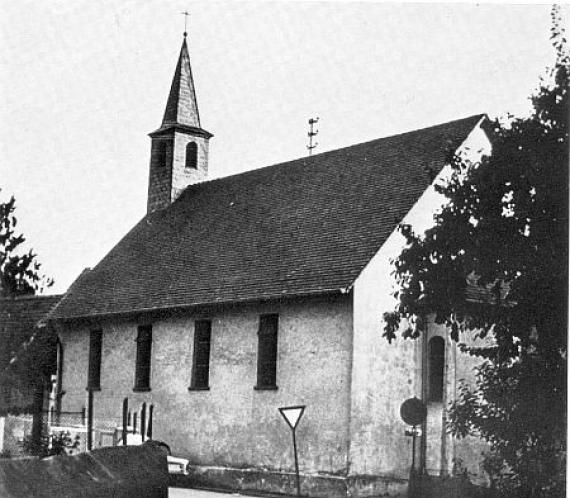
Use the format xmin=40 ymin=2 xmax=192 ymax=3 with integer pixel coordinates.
xmin=52 ymin=115 xmax=485 ymax=319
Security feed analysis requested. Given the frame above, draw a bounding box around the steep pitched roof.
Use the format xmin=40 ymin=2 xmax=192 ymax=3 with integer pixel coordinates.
xmin=52 ymin=114 xmax=485 ymax=320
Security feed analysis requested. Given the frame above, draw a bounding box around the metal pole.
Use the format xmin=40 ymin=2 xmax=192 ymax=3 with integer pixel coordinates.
xmin=147 ymin=405 xmax=153 ymax=440
xmin=122 ymin=398 xmax=128 ymax=446
xmin=87 ymin=389 xmax=93 ymax=451
xmin=411 ymin=425 xmax=416 ymax=470
xmin=133 ymin=412 xmax=137 ymax=434
xmin=141 ymin=403 xmax=146 ymax=442
xmin=292 ymin=429 xmax=300 ymax=496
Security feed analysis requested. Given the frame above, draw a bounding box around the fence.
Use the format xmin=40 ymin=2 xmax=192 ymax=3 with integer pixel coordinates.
xmin=46 ymin=397 xmax=155 ymax=453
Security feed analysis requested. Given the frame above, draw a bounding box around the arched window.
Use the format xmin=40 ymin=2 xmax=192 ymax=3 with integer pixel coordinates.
xmin=428 ymin=336 xmax=445 ymax=402
xmin=157 ymin=141 xmax=168 ymax=168
xmin=186 ymin=142 xmax=198 ymax=169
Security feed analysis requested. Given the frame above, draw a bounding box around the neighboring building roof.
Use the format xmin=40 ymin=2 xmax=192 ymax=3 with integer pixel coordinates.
xmin=0 ymin=294 xmax=63 ymax=334
xmin=465 ymin=280 xmax=512 ymax=306
xmin=0 ymin=294 xmax=62 ymax=370
xmin=52 ymin=114 xmax=486 ymax=320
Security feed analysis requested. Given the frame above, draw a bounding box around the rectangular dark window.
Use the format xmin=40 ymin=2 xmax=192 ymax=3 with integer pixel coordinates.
xmin=428 ymin=336 xmax=445 ymax=402
xmin=87 ymin=329 xmax=102 ymax=390
xmin=190 ymin=320 xmax=212 ymax=390
xmin=255 ymin=314 xmax=278 ymax=390
xmin=134 ymin=325 xmax=152 ymax=391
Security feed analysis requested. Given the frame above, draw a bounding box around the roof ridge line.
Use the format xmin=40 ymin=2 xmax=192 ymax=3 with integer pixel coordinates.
xmin=177 ymin=114 xmax=486 ymax=196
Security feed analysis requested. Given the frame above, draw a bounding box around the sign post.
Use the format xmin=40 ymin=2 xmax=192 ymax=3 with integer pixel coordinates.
xmin=400 ymin=396 xmax=427 ymax=494
xmin=279 ymin=405 xmax=305 ymax=497
xmin=87 ymin=389 xmax=94 ymax=451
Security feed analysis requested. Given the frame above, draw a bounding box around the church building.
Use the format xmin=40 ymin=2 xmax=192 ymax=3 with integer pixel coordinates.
xmin=50 ymin=33 xmax=492 ymax=497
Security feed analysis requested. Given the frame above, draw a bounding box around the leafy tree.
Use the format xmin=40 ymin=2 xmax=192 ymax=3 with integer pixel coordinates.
xmin=0 ymin=192 xmax=53 ymax=297
xmin=384 ymin=7 xmax=568 ymax=497
xmin=1 ymin=191 xmax=54 ymax=374
xmin=0 ymin=191 xmax=55 ymax=443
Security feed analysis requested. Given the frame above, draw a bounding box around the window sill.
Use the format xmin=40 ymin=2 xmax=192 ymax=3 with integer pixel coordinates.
xmin=254 ymin=385 xmax=278 ymax=391
xmin=133 ymin=387 xmax=151 ymax=392
xmin=188 ymin=386 xmax=210 ymax=391
xmin=85 ymin=387 xmax=101 ymax=392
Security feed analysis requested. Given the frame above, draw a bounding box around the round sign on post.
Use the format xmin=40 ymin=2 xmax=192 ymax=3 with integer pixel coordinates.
xmin=399 ymin=396 xmax=427 ymax=479
xmin=400 ymin=397 xmax=427 ymax=427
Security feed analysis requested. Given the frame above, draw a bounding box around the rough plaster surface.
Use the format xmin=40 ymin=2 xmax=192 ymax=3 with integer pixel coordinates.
xmin=59 ymin=296 xmax=352 ymax=476
xmin=425 ymin=320 xmax=492 ymax=485
xmin=349 ymin=120 xmax=492 ymax=483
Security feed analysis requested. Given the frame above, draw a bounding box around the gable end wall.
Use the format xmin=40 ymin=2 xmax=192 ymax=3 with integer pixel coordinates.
xmin=349 ymin=121 xmax=492 ymax=485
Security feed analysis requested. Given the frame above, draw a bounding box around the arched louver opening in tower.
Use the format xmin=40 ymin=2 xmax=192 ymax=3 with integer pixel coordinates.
xmin=428 ymin=336 xmax=445 ymax=402
xmin=157 ymin=141 xmax=168 ymax=168
xmin=186 ymin=142 xmax=198 ymax=169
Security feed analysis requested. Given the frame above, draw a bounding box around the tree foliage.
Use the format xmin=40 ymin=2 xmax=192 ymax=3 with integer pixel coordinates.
xmin=384 ymin=7 xmax=568 ymax=497
xmin=0 ymin=192 xmax=52 ymax=297
xmin=0 ymin=192 xmax=55 ymax=403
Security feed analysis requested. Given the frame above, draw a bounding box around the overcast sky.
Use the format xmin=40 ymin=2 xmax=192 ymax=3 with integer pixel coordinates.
xmin=0 ymin=1 xmax=561 ymax=294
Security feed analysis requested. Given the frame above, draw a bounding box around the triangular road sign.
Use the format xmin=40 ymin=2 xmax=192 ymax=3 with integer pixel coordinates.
xmin=279 ymin=405 xmax=305 ymax=430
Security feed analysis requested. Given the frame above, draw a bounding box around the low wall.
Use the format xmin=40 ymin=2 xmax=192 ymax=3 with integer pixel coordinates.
xmin=172 ymin=465 xmax=408 ymax=498
xmin=409 ymin=473 xmax=493 ymax=498
xmin=0 ymin=441 xmax=168 ymax=498
xmin=0 ymin=415 xmax=33 ymax=457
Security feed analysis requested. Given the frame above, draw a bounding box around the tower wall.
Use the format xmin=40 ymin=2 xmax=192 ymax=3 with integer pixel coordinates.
xmin=171 ymin=131 xmax=209 ymax=202
xmin=147 ymin=131 xmax=210 ymax=213
xmin=147 ymin=136 xmax=173 ymax=213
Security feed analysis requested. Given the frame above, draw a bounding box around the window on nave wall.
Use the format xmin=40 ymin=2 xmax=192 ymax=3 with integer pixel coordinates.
xmin=134 ymin=325 xmax=152 ymax=392
xmin=190 ymin=319 xmax=212 ymax=390
xmin=256 ymin=314 xmax=279 ymax=390
xmin=87 ymin=329 xmax=102 ymax=391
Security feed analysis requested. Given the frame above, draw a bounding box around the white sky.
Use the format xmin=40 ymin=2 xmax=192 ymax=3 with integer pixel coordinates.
xmin=0 ymin=1 xmax=561 ymax=294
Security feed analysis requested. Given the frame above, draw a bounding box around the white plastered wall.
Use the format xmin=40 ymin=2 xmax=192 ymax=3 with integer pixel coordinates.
xmin=348 ymin=119 xmax=492 ymax=481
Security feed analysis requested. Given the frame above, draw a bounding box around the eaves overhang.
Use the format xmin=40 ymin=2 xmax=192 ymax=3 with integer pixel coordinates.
xmin=148 ymin=123 xmax=213 ymax=139
xmin=49 ymin=287 xmax=352 ymax=325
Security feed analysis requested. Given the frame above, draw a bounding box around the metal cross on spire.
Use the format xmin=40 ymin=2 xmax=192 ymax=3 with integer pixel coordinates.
xmin=181 ymin=10 xmax=190 ymax=37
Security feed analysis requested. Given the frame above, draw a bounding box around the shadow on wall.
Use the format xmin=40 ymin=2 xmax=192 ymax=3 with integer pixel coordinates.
xmin=0 ymin=440 xmax=169 ymax=498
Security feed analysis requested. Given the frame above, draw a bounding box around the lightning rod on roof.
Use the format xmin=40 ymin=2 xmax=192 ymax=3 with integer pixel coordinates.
xmin=307 ymin=117 xmax=319 ymax=156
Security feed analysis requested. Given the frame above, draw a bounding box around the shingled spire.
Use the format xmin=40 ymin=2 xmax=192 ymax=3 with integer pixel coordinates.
xmin=162 ymin=36 xmax=201 ymax=128
xmin=147 ymin=34 xmax=213 ymax=214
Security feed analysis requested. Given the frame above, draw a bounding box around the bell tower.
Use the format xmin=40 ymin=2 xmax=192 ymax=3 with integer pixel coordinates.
xmin=147 ymin=33 xmax=213 ymax=214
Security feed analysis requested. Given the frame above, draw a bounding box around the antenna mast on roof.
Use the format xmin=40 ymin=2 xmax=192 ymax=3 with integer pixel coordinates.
xmin=307 ymin=117 xmax=319 ymax=156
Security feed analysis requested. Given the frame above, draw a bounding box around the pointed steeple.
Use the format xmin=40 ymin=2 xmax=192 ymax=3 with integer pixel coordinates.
xmin=147 ymin=34 xmax=213 ymax=214
xmin=162 ymin=36 xmax=201 ymax=128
